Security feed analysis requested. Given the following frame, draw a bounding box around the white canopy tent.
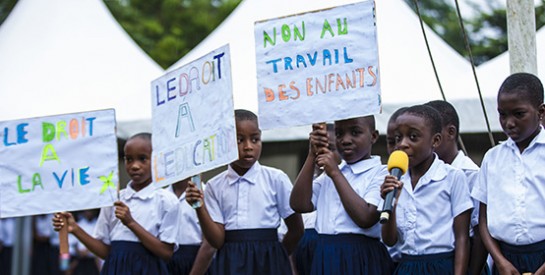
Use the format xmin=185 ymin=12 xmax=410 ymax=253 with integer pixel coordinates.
xmin=169 ymin=0 xmax=501 ymax=141
xmin=0 ymin=0 xmax=164 ymax=138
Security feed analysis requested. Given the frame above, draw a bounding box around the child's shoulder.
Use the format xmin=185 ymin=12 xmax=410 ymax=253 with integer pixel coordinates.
xmin=152 ymin=187 xmax=180 ymax=207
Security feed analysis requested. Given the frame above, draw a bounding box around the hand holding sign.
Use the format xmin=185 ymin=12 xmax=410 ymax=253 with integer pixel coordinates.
xmin=186 ymin=181 xmax=204 ymax=209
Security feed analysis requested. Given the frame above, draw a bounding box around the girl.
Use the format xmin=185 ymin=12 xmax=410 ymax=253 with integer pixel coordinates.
xmin=186 ymin=109 xmax=303 ymax=275
xmin=381 ymin=105 xmax=473 ymax=275
xmin=53 ymin=133 xmax=180 ymax=274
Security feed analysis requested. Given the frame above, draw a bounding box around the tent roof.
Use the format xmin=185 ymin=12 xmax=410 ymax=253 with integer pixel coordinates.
xmin=168 ymin=0 xmax=500 ymax=140
xmin=0 ymin=0 xmax=164 ymax=133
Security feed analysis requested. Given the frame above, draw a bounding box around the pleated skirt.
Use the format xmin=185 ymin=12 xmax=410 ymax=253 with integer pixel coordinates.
xmin=295 ymin=229 xmax=318 ymax=275
xmin=395 ymin=251 xmax=454 ymax=275
xmin=494 ymin=239 xmax=545 ymax=274
xmin=101 ymin=241 xmax=168 ymax=275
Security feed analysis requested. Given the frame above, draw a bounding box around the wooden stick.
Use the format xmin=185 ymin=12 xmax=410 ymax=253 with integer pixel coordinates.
xmin=59 ymin=221 xmax=70 ymax=271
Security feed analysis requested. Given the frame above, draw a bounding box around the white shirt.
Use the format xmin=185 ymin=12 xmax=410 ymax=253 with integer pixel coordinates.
xmin=169 ymin=186 xmax=202 ymax=245
xmin=472 ymin=129 xmax=545 ymax=245
xmin=0 ymin=218 xmax=15 ymax=247
xmin=94 ymin=182 xmax=180 ymax=249
xmin=34 ymin=214 xmax=53 ymax=238
xmin=394 ymin=156 xmax=473 ymax=255
xmin=451 ymin=150 xmax=480 ymax=234
xmin=312 ymin=156 xmax=386 ymax=237
xmin=302 ymin=212 xmax=317 ymax=229
xmin=205 ymin=162 xmax=294 ymax=230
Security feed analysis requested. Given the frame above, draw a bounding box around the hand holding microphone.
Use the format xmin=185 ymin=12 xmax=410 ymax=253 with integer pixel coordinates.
xmin=380 ymin=150 xmax=409 ymax=224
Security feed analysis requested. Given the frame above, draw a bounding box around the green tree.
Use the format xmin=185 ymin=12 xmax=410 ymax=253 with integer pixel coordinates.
xmin=404 ymin=0 xmax=545 ymax=65
xmin=105 ymin=0 xmax=241 ymax=68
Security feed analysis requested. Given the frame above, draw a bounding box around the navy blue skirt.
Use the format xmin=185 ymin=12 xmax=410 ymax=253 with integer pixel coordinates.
xmin=395 ymin=251 xmax=454 ymax=275
xmin=167 ymin=244 xmax=210 ymax=275
xmin=0 ymin=246 xmax=13 ymax=275
xmin=101 ymin=241 xmax=169 ymax=275
xmin=211 ymin=229 xmax=291 ymax=275
xmin=493 ymin=239 xmax=545 ymax=274
xmin=310 ymin=233 xmax=394 ymax=275
xmin=295 ymin=229 xmax=318 ymax=275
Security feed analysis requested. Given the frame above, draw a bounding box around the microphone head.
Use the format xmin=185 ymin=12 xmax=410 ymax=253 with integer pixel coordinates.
xmin=387 ymin=150 xmax=409 ymax=175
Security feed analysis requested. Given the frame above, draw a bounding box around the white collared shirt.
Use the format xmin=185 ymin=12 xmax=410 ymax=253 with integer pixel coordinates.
xmin=394 ymin=156 xmax=473 ymax=255
xmin=205 ymin=161 xmax=294 ymax=230
xmin=0 ymin=218 xmax=15 ymax=246
xmin=169 ymin=186 xmax=202 ymax=245
xmin=472 ymin=129 xmax=545 ymax=245
xmin=451 ymin=150 xmax=480 ymax=233
xmin=312 ymin=156 xmax=386 ymax=237
xmin=94 ymin=182 xmax=180 ymax=249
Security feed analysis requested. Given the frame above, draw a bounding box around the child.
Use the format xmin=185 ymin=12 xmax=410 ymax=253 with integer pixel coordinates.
xmin=167 ymin=177 xmax=215 ymax=275
xmin=381 ymin=105 xmax=473 ymax=275
xmin=186 ymin=109 xmax=304 ymax=275
xmin=471 ymin=73 xmax=545 ymax=274
xmin=53 ymin=132 xmax=180 ymax=274
xmin=293 ymin=123 xmax=341 ymax=275
xmin=290 ymin=116 xmax=394 ymax=274
xmin=425 ymin=100 xmax=488 ymax=275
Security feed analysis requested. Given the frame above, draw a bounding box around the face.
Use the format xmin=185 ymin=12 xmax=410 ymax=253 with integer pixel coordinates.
xmin=335 ymin=117 xmax=378 ymax=164
xmin=124 ymin=137 xmax=152 ymax=188
xmin=498 ymin=91 xmax=544 ymax=149
xmin=386 ymin=120 xmax=397 ymax=155
xmin=231 ymin=119 xmax=262 ymax=175
xmin=433 ymin=125 xmax=453 ymax=160
xmin=392 ymin=113 xmax=441 ymax=169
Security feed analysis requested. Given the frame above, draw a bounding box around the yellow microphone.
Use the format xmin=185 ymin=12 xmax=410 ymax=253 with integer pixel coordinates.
xmin=380 ymin=150 xmax=409 ymax=224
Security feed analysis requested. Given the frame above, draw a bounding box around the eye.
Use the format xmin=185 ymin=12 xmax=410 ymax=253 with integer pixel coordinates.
xmin=394 ymin=135 xmax=401 ymax=143
xmin=409 ymin=133 xmax=418 ymax=141
xmin=124 ymin=156 xmax=133 ymax=163
xmin=252 ymin=137 xmax=260 ymax=143
xmin=335 ymin=131 xmax=342 ymax=138
xmin=237 ymin=137 xmax=243 ymax=144
xmin=514 ymin=111 xmax=526 ymax=118
xmin=138 ymin=156 xmax=148 ymax=162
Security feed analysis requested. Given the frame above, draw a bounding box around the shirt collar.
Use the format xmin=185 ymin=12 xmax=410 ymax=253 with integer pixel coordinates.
xmin=168 ymin=184 xmax=186 ymax=201
xmin=504 ymin=128 xmax=545 ymax=151
xmin=226 ymin=161 xmax=261 ymax=185
xmin=451 ymin=150 xmax=479 ymax=171
xmin=121 ymin=181 xmax=155 ymax=201
xmin=340 ymin=156 xmax=382 ymax=175
xmin=406 ymin=154 xmax=447 ymax=188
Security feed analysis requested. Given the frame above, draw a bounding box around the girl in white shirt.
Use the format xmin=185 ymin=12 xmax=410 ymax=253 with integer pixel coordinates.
xmin=53 ymin=133 xmax=180 ymax=274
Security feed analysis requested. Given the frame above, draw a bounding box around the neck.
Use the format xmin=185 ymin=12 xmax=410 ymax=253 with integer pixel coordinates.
xmin=130 ymin=181 xmax=150 ymax=192
xmin=409 ymin=154 xmax=435 ymax=189
xmin=171 ymin=181 xmax=188 ymax=198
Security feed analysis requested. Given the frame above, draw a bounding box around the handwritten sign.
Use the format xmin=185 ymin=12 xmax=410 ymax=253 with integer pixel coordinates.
xmin=254 ymin=0 xmax=381 ymax=129
xmin=151 ymin=45 xmax=238 ymax=188
xmin=0 ymin=109 xmax=118 ymax=218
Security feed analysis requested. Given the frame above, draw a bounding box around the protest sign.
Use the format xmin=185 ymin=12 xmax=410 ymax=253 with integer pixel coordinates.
xmin=151 ymin=45 xmax=238 ymax=187
xmin=0 ymin=109 xmax=118 ymax=218
xmin=255 ymin=0 xmax=381 ymax=129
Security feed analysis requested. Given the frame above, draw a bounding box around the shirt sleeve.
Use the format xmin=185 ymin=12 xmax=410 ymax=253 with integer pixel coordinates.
xmin=471 ymin=156 xmax=489 ymax=205
xmin=204 ymin=181 xmax=224 ymax=224
xmin=450 ymin=169 xmax=474 ymax=218
xmin=157 ymin=192 xmax=181 ymax=249
xmin=311 ymin=174 xmax=325 ymax=211
xmin=275 ymin=171 xmax=296 ymax=219
xmin=363 ymin=166 xmax=388 ymax=207
xmin=93 ymin=206 xmax=113 ymax=245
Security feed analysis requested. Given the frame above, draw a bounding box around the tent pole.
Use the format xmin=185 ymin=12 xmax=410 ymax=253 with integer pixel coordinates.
xmin=507 ymin=0 xmax=537 ymax=75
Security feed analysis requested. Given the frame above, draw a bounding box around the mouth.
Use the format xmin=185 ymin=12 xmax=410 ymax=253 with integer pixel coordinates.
xmin=242 ymin=155 xmax=255 ymax=161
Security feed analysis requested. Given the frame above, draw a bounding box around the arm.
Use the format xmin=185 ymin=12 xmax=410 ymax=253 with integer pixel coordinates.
xmin=478 ymin=203 xmax=519 ymax=275
xmin=290 ymin=124 xmax=328 ymax=213
xmin=282 ymin=213 xmax=304 ymax=255
xmin=52 ymin=212 xmax=110 ymax=259
xmin=113 ymin=201 xmax=174 ymax=261
xmin=380 ymin=176 xmax=403 ymax=246
xmin=453 ymin=209 xmax=471 ymax=275
xmin=468 ymin=225 xmax=489 ymax=275
xmin=189 ymin=238 xmax=216 ymax=275
xmin=318 ymin=147 xmax=379 ymax=228
xmin=186 ymin=182 xmax=226 ymax=249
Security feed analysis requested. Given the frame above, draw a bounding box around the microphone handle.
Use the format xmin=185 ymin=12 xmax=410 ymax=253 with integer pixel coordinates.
xmin=379 ymin=168 xmax=403 ymax=224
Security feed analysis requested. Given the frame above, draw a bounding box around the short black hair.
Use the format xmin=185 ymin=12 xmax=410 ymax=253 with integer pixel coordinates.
xmin=401 ymin=105 xmax=443 ymax=134
xmin=424 ymin=100 xmax=459 ymax=138
xmin=234 ymin=109 xmax=258 ymax=124
xmin=336 ymin=115 xmax=376 ymax=132
xmin=388 ymin=107 xmax=408 ymax=124
xmin=128 ymin=132 xmax=151 ymax=142
xmin=499 ymin=73 xmax=544 ymax=107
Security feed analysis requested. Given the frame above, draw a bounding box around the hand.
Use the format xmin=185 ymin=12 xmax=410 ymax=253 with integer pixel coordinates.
xmin=114 ymin=201 xmax=134 ymax=226
xmin=496 ymin=259 xmax=520 ymax=275
xmin=52 ymin=212 xmax=78 ymax=233
xmin=315 ymin=147 xmax=340 ymax=176
xmin=309 ymin=123 xmax=329 ymax=156
xmin=186 ymin=182 xmax=204 ymax=208
xmin=380 ymin=175 xmax=403 ymax=200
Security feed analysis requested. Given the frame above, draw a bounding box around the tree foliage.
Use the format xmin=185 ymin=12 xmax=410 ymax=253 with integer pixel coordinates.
xmin=404 ymin=0 xmax=545 ymax=65
xmin=104 ymin=0 xmax=241 ymax=68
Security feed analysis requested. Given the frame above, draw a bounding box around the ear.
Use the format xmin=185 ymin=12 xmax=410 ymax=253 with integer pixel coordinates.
xmin=446 ymin=125 xmax=457 ymax=141
xmin=538 ymin=103 xmax=545 ymax=122
xmin=431 ymin=132 xmax=442 ymax=150
xmin=370 ymin=130 xmax=379 ymax=144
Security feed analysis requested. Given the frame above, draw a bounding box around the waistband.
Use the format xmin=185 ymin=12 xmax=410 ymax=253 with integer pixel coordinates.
xmin=317 ymin=233 xmax=380 ymax=243
xmin=225 ymin=229 xmax=278 ymax=242
xmin=500 ymin=239 xmax=545 ymax=254
xmin=401 ymin=251 xmax=454 ymax=262
xmin=110 ymin=241 xmax=151 ymax=255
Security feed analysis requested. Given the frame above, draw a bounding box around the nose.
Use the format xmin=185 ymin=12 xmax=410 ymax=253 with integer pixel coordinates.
xmin=242 ymin=140 xmax=253 ymax=151
xmin=504 ymin=116 xmax=516 ymax=129
xmin=395 ymin=137 xmax=410 ymax=151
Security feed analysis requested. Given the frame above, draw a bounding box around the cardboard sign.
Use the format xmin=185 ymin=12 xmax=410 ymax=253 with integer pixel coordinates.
xmin=255 ymin=0 xmax=381 ymax=129
xmin=0 ymin=109 xmax=118 ymax=218
xmin=151 ymin=45 xmax=238 ymax=187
